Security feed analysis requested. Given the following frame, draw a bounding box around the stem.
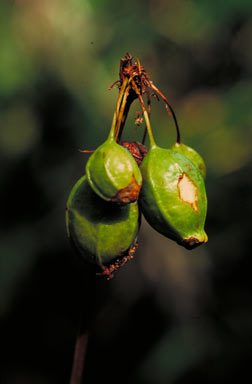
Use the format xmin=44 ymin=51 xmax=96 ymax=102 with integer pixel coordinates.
xmin=117 ymin=96 xmax=133 ymax=142
xmin=108 ymin=77 xmax=131 ymax=142
xmin=69 ymin=263 xmax=99 ymax=384
xmin=150 ymin=82 xmax=181 ymax=143
xmin=116 ymin=77 xmax=128 ymax=120
xmin=69 ymin=267 xmax=90 ymax=384
xmin=107 ymin=111 xmax=117 ymax=140
xmin=142 ymin=92 xmax=151 ymax=145
xmin=115 ymin=84 xmax=130 ymax=141
xmin=143 ymin=110 xmax=156 ymax=148
xmin=70 ymin=323 xmax=89 ymax=384
xmin=131 ymin=80 xmax=156 ymax=148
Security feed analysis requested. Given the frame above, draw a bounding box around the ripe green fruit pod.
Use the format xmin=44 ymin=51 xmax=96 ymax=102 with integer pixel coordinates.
xmin=66 ymin=175 xmax=140 ymax=266
xmin=139 ymin=111 xmax=208 ymax=249
xmin=86 ymin=113 xmax=142 ymax=204
xmin=171 ymin=142 xmax=206 ymax=178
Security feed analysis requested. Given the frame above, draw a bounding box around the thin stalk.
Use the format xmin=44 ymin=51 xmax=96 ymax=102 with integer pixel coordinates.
xmin=92 ymin=77 xmax=128 ymax=142
xmin=142 ymin=92 xmax=151 ymax=145
xmin=116 ymin=77 xmax=128 ymax=120
xmin=69 ymin=261 xmax=103 ymax=384
xmin=142 ymin=110 xmax=156 ymax=148
xmin=150 ymin=82 xmax=181 ymax=143
xmin=132 ymin=80 xmax=156 ymax=148
xmin=69 ymin=264 xmax=97 ymax=384
xmin=116 ymin=94 xmax=135 ymax=142
xmin=70 ymin=324 xmax=89 ymax=384
xmin=115 ymin=84 xmax=130 ymax=141
xmin=108 ymin=77 xmax=132 ymax=143
xmin=107 ymin=112 xmax=117 ymax=140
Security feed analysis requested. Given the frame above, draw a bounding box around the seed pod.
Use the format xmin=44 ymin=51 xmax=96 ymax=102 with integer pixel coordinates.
xmin=139 ymin=146 xmax=208 ymax=249
xmin=66 ymin=175 xmax=140 ymax=266
xmin=171 ymin=142 xmax=206 ymax=178
xmin=86 ymin=114 xmax=142 ymax=204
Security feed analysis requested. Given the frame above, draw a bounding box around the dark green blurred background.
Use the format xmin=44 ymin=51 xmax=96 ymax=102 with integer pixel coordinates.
xmin=1 ymin=0 xmax=252 ymax=383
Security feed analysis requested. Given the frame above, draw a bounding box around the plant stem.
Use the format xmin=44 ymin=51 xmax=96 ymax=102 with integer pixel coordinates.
xmin=69 ymin=264 xmax=98 ymax=384
xmin=117 ymin=95 xmax=134 ymax=142
xmin=143 ymin=110 xmax=156 ymax=148
xmin=116 ymin=77 xmax=128 ymax=121
xmin=150 ymin=82 xmax=181 ymax=143
xmin=70 ymin=323 xmax=89 ymax=384
xmin=131 ymin=80 xmax=156 ymax=148
xmin=109 ymin=78 xmax=135 ymax=142
xmin=115 ymin=84 xmax=130 ymax=141
xmin=108 ymin=112 xmax=117 ymax=140
xmin=142 ymin=92 xmax=151 ymax=145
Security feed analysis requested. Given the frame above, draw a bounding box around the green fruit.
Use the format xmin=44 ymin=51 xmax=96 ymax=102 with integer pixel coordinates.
xmin=66 ymin=175 xmax=140 ymax=265
xmin=171 ymin=142 xmax=206 ymax=178
xmin=86 ymin=137 xmax=142 ymax=204
xmin=139 ymin=146 xmax=208 ymax=249
xmin=86 ymin=113 xmax=142 ymax=204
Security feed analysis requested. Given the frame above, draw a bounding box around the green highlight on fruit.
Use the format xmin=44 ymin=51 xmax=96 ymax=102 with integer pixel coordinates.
xmin=66 ymin=175 xmax=140 ymax=266
xmin=86 ymin=113 xmax=142 ymax=204
xmin=139 ymin=110 xmax=208 ymax=249
xmin=171 ymin=142 xmax=206 ymax=178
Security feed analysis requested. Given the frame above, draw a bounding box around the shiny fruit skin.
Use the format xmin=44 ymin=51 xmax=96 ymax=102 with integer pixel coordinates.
xmin=86 ymin=138 xmax=142 ymax=204
xmin=66 ymin=175 xmax=140 ymax=265
xmin=171 ymin=142 xmax=206 ymax=178
xmin=139 ymin=147 xmax=208 ymax=249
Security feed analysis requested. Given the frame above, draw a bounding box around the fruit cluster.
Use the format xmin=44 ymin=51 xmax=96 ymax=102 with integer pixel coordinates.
xmin=66 ymin=53 xmax=208 ymax=278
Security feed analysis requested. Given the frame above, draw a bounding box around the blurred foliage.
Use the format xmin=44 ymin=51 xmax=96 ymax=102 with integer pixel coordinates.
xmin=1 ymin=0 xmax=252 ymax=383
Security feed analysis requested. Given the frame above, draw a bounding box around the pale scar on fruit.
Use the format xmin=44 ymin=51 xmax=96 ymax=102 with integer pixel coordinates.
xmin=177 ymin=172 xmax=198 ymax=212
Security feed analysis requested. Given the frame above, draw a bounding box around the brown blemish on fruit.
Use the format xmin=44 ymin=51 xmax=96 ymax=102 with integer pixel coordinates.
xmin=96 ymin=240 xmax=138 ymax=279
xmin=111 ymin=175 xmax=142 ymax=204
xmin=181 ymin=237 xmax=201 ymax=250
xmin=178 ymin=172 xmax=198 ymax=212
xmin=181 ymin=233 xmax=208 ymax=249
